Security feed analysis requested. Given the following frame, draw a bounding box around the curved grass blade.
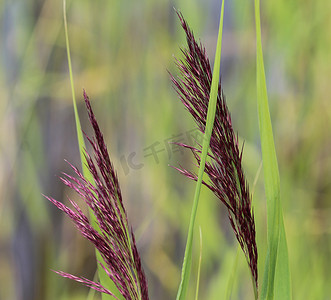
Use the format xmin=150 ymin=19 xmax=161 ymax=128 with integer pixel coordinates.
xmin=254 ymin=1 xmax=291 ymax=299
xmin=63 ymin=0 xmax=88 ymax=176
xmin=176 ymin=2 xmax=225 ymax=299
xmin=63 ymin=1 xmax=123 ymax=299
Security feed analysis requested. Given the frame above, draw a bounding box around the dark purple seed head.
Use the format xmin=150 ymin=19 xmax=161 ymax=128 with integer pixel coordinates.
xmin=170 ymin=11 xmax=258 ymax=291
xmin=47 ymin=92 xmax=149 ymax=299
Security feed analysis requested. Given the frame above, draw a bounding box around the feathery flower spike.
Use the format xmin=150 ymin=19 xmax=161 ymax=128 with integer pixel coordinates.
xmin=46 ymin=91 xmax=149 ymax=300
xmin=170 ymin=12 xmax=258 ymax=291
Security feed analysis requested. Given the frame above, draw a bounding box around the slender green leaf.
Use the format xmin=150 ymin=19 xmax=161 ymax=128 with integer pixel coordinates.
xmin=274 ymin=216 xmax=291 ymax=299
xmin=254 ymin=1 xmax=291 ymax=299
xmin=63 ymin=1 xmax=124 ymax=299
xmin=194 ymin=227 xmax=203 ymax=300
xmin=63 ymin=0 xmax=88 ymax=177
xmin=176 ymin=2 xmax=225 ymax=299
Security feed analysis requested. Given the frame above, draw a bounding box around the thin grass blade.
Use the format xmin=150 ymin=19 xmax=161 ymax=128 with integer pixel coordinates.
xmin=194 ymin=227 xmax=203 ymax=300
xmin=254 ymin=1 xmax=291 ymax=299
xmin=176 ymin=2 xmax=225 ymax=299
xmin=63 ymin=0 xmax=88 ymax=177
xmin=63 ymin=1 xmax=124 ymax=299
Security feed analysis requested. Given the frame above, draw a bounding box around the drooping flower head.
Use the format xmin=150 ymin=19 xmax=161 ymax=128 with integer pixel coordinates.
xmin=46 ymin=91 xmax=149 ymax=300
xmin=170 ymin=12 xmax=258 ymax=290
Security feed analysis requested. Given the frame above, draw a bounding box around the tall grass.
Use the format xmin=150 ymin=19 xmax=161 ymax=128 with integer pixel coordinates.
xmin=1 ymin=0 xmax=331 ymax=299
xmin=63 ymin=1 xmax=123 ymax=299
xmin=175 ymin=3 xmax=225 ymax=299
xmin=254 ymin=0 xmax=291 ymax=299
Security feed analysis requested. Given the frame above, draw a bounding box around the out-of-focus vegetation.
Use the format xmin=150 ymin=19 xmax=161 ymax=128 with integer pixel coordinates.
xmin=0 ymin=1 xmax=330 ymax=299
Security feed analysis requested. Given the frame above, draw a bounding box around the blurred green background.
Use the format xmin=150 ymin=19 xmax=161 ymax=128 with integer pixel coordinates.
xmin=1 ymin=0 xmax=330 ymax=299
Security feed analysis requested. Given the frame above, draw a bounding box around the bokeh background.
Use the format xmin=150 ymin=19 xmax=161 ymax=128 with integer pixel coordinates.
xmin=1 ymin=0 xmax=330 ymax=299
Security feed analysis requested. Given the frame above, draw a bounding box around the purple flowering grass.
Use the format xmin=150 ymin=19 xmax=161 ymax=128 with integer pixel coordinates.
xmin=170 ymin=12 xmax=258 ymax=290
xmin=46 ymin=91 xmax=149 ymax=300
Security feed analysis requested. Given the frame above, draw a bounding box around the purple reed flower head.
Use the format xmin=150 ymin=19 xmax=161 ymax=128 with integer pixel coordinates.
xmin=170 ymin=12 xmax=258 ymax=290
xmin=46 ymin=91 xmax=149 ymax=300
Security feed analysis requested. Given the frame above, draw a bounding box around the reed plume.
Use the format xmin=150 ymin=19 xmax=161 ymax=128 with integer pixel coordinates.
xmin=46 ymin=91 xmax=149 ymax=300
xmin=170 ymin=12 xmax=258 ymax=291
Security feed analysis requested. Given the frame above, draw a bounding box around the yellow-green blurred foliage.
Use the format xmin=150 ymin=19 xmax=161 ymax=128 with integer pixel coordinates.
xmin=0 ymin=0 xmax=330 ymax=299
